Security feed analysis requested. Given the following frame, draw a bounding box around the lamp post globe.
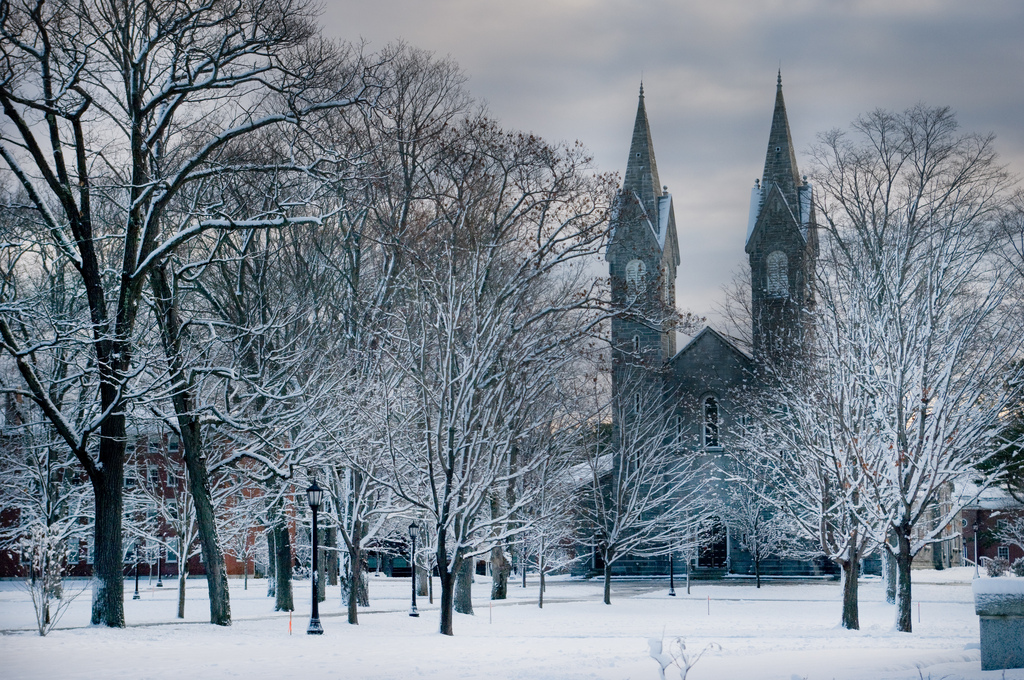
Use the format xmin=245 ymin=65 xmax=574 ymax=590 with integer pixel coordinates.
xmin=307 ymin=479 xmax=324 ymax=635
xmin=408 ymin=522 xmax=420 ymax=617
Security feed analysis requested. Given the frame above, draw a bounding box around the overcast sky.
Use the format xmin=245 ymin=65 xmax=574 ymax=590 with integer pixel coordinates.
xmin=320 ymin=0 xmax=1024 ymax=322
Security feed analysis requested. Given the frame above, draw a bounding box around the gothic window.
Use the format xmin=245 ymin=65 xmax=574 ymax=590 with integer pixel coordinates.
xmin=632 ymin=335 xmax=640 ymax=355
xmin=704 ymin=396 xmax=720 ymax=448
xmin=766 ymin=250 xmax=788 ymax=296
xmin=633 ymin=392 xmax=641 ymax=416
xmin=625 ymin=259 xmax=647 ymax=296
xmin=675 ymin=414 xmax=683 ymax=439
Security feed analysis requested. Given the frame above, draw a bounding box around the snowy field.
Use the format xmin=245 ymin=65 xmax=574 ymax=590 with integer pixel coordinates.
xmin=1 ymin=568 xmax=1021 ymax=680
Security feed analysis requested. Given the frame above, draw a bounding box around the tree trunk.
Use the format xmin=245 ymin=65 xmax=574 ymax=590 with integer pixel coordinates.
xmin=454 ymin=556 xmax=474 ymax=615
xmin=273 ymin=522 xmax=293 ymax=612
xmin=754 ymin=554 xmax=761 ymax=589
xmin=436 ymin=529 xmax=458 ymax=636
xmin=177 ymin=565 xmax=187 ymax=619
xmin=895 ymin=528 xmax=913 ymax=633
xmin=151 ymin=265 xmax=232 ymax=626
xmin=490 ymin=545 xmax=510 ymax=600
xmin=326 ymin=528 xmax=339 ymax=587
xmin=243 ymin=558 xmax=248 ymax=591
xmin=603 ymin=558 xmax=613 ymax=605
xmin=840 ymin=557 xmax=860 ymax=630
xmin=883 ymin=548 xmax=897 ymax=604
xmin=89 ymin=424 xmax=126 ymax=628
xmin=357 ymin=566 xmax=369 ymax=607
xmin=538 ymin=550 xmax=546 ymax=608
xmin=428 ymin=567 xmax=434 ymax=604
xmin=416 ymin=564 xmax=429 ymax=597
xmin=266 ymin=529 xmax=276 ymax=598
xmin=346 ymin=541 xmax=361 ymax=625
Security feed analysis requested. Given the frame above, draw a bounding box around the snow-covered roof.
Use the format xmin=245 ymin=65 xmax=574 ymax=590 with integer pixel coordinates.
xmin=955 ymin=480 xmax=1023 ymax=511
xmin=798 ymin=183 xmax=813 ymax=242
xmin=746 ymin=185 xmax=761 ymax=244
xmin=657 ymin=194 xmax=671 ymax=251
xmin=668 ymin=325 xmax=753 ymax=365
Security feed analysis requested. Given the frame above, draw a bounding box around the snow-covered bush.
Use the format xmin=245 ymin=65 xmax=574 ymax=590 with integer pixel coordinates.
xmin=20 ymin=526 xmax=83 ymax=636
xmin=987 ymin=557 xmax=1009 ymax=577
xmin=1012 ymin=557 xmax=1024 ymax=577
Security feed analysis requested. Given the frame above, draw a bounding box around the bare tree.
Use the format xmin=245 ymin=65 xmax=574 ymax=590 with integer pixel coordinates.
xmin=806 ymin=105 xmax=1021 ymax=632
xmin=577 ymin=371 xmax=709 ymax=605
xmin=0 ymin=0 xmax=368 ymax=626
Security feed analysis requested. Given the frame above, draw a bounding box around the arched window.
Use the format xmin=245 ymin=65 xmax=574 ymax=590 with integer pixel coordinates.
xmin=625 ymin=259 xmax=647 ymax=295
xmin=633 ymin=392 xmax=641 ymax=415
xmin=766 ymin=250 xmax=788 ymax=296
xmin=704 ymin=396 xmax=720 ymax=448
xmin=632 ymin=335 xmax=640 ymax=355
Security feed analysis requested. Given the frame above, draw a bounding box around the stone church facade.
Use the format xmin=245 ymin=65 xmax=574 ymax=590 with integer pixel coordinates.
xmin=605 ymin=75 xmax=832 ymax=578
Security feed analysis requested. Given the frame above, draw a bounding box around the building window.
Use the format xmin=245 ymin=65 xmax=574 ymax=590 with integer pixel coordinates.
xmin=148 ymin=466 xmax=160 ymax=489
xmin=633 ymin=393 xmax=641 ymax=416
xmin=169 ymin=437 xmax=180 ymax=453
xmin=766 ymin=250 xmax=788 ymax=296
xmin=625 ymin=259 xmax=647 ymax=296
xmin=632 ymin=335 xmax=640 ymax=355
xmin=704 ymin=396 xmax=720 ymax=448
xmin=998 ymin=546 xmax=1010 ymax=561
xmin=675 ymin=415 xmax=683 ymax=439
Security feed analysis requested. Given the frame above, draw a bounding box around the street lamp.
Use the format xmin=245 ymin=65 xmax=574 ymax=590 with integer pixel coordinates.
xmin=408 ymin=522 xmax=420 ymax=617
xmin=133 ymin=541 xmax=141 ymax=600
xmin=306 ymin=479 xmax=324 ymax=635
xmin=973 ymin=519 xmax=980 ymax=579
xmin=668 ymin=551 xmax=676 ymax=596
xmin=156 ymin=541 xmax=163 ymax=587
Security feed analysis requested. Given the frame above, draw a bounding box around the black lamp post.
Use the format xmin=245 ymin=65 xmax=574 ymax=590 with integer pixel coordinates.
xmin=668 ymin=552 xmax=676 ymax=596
xmin=973 ymin=519 xmax=980 ymax=579
xmin=408 ymin=522 xmax=420 ymax=617
xmin=156 ymin=541 xmax=163 ymax=587
xmin=307 ymin=479 xmax=324 ymax=635
xmin=133 ymin=541 xmax=141 ymax=600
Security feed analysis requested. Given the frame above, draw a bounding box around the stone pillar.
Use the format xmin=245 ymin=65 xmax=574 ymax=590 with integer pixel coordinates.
xmin=973 ymin=579 xmax=1024 ymax=671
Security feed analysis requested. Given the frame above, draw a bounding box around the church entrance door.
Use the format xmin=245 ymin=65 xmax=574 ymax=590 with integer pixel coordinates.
xmin=697 ymin=518 xmax=728 ymax=569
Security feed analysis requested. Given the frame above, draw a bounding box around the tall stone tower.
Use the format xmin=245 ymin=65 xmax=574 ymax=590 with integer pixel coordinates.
xmin=744 ymin=73 xmax=817 ymax=366
xmin=607 ymin=85 xmax=680 ymax=409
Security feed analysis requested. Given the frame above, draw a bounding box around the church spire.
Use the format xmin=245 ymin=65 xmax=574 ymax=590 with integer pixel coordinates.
xmin=761 ymin=71 xmax=802 ymax=209
xmin=623 ymin=83 xmax=662 ymax=221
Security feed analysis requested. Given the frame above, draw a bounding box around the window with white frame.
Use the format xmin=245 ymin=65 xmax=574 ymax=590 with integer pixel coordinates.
xmin=704 ymin=396 xmax=720 ymax=448
xmin=998 ymin=546 xmax=1010 ymax=560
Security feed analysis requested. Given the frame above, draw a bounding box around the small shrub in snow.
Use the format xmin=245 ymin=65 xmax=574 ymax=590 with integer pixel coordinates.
xmin=648 ymin=637 xmax=720 ymax=680
xmin=1012 ymin=557 xmax=1024 ymax=577
xmin=987 ymin=557 xmax=1009 ymax=577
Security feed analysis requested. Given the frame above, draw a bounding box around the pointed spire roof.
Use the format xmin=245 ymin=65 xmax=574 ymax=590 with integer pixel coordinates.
xmin=761 ymin=71 xmax=802 ymax=210
xmin=623 ymin=83 xmax=662 ymax=222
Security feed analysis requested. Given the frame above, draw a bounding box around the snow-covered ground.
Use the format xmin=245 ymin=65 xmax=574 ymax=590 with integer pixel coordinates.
xmin=1 ymin=568 xmax=1020 ymax=680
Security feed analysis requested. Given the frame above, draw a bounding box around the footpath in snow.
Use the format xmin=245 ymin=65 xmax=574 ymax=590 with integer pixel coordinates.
xmin=1 ymin=568 xmax=1022 ymax=680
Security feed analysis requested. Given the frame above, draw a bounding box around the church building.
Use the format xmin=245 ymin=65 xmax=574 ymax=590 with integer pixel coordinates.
xmin=606 ymin=74 xmax=824 ymax=577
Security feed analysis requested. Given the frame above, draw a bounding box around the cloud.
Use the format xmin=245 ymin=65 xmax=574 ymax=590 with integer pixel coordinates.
xmin=320 ymin=0 xmax=1024 ymax=318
